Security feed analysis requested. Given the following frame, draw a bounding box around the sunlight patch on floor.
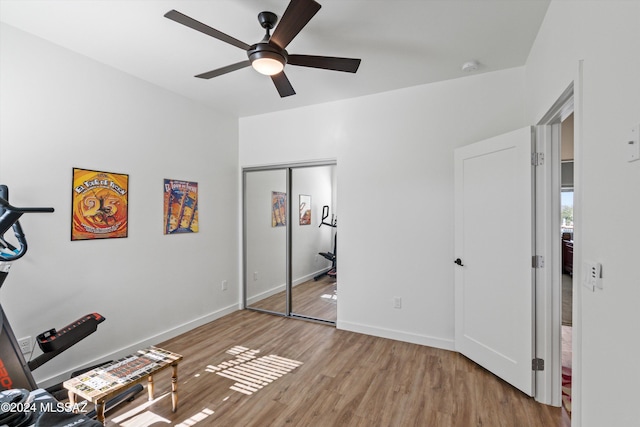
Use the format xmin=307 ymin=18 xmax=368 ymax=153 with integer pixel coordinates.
xmin=108 ymin=346 xmax=303 ymax=425
xmin=175 ymin=407 xmax=214 ymax=427
xmin=120 ymin=411 xmax=169 ymax=427
xmin=205 ymin=346 xmax=303 ymax=395
xmin=111 ymin=392 xmax=170 ymax=425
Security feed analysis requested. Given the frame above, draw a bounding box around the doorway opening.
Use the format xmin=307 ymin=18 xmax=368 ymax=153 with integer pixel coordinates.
xmin=560 ymin=113 xmax=574 ymax=417
xmin=534 ymin=81 xmax=576 ymax=418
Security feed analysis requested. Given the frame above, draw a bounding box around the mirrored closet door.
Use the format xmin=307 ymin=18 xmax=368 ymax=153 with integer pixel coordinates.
xmin=290 ymin=165 xmax=337 ymax=323
xmin=243 ymin=162 xmax=337 ymax=324
xmin=244 ymin=169 xmax=287 ymax=315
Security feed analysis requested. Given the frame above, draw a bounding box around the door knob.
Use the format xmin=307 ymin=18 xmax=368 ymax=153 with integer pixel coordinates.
xmin=454 ymin=258 xmax=464 ymax=266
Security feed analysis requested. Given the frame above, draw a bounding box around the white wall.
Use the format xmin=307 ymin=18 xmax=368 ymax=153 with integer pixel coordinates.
xmin=0 ymin=24 xmax=239 ymax=386
xmin=240 ymin=67 xmax=527 ymax=349
xmin=525 ymin=1 xmax=640 ymax=426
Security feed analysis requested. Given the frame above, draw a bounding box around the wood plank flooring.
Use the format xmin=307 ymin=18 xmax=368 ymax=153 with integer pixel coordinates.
xmin=101 ymin=310 xmax=569 ymax=427
xmin=248 ymin=275 xmax=337 ymax=322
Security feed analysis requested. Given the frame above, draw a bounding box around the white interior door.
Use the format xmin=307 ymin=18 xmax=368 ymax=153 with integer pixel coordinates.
xmin=454 ymin=126 xmax=535 ymax=396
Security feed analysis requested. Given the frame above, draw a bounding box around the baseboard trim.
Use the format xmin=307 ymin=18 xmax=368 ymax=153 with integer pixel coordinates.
xmin=293 ymin=268 xmax=330 ymax=286
xmin=246 ymin=284 xmax=285 ymax=305
xmin=337 ymin=320 xmax=455 ymax=352
xmin=36 ymin=304 xmax=239 ymax=388
xmin=246 ymin=268 xmax=330 ymax=305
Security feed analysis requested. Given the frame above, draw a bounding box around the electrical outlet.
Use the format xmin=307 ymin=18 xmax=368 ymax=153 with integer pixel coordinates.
xmin=253 ymin=272 xmax=258 ymax=281
xmin=221 ymin=280 xmax=228 ymax=291
xmin=18 ymin=336 xmax=31 ymax=354
xmin=393 ymin=297 xmax=402 ymax=309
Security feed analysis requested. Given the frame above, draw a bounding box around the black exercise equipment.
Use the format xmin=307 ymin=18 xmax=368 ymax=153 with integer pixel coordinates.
xmin=28 ymin=313 xmax=106 ymax=371
xmin=1 ymin=184 xmax=54 ymax=392
xmin=314 ymin=205 xmax=337 ymax=280
xmin=0 ymin=388 xmax=35 ymax=426
xmin=0 ymin=185 xmax=142 ymax=425
xmin=0 ymin=387 xmax=103 ymax=427
xmin=0 ymin=186 xmax=53 ymax=262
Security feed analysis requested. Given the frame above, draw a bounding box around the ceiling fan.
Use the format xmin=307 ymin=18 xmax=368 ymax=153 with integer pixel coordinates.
xmin=164 ymin=0 xmax=361 ymax=98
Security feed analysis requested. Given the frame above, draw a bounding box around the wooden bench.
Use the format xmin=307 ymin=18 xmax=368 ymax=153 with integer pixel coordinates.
xmin=64 ymin=346 xmax=183 ymax=425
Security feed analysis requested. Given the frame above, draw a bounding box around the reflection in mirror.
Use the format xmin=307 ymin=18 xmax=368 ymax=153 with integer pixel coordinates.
xmin=291 ymin=165 xmax=337 ymax=323
xmin=244 ymin=169 xmax=287 ymax=314
xmin=299 ymin=194 xmax=311 ymax=225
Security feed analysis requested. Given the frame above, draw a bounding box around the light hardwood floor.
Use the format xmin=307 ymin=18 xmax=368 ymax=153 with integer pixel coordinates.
xmin=101 ymin=310 xmax=570 ymax=427
xmin=248 ymin=275 xmax=337 ymax=322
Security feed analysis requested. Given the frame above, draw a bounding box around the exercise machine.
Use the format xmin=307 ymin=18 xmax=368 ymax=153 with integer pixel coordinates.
xmin=0 ymin=185 xmax=141 ymax=425
xmin=0 ymin=184 xmax=54 ymax=391
xmin=314 ymin=205 xmax=337 ymax=280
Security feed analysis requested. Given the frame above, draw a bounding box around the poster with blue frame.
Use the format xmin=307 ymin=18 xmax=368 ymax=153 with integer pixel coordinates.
xmin=271 ymin=191 xmax=286 ymax=227
xmin=163 ymin=179 xmax=198 ymax=234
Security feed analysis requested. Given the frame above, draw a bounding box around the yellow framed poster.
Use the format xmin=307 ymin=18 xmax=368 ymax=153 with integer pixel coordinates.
xmin=71 ymin=168 xmax=129 ymax=240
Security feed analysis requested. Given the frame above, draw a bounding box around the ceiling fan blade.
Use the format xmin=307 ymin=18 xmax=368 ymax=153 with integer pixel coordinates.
xmin=195 ymin=61 xmax=251 ymax=79
xmin=270 ymin=0 xmax=321 ymax=49
xmin=271 ymin=72 xmax=296 ymax=97
xmin=288 ymin=55 xmax=361 ymax=73
xmin=165 ymin=10 xmax=251 ymax=51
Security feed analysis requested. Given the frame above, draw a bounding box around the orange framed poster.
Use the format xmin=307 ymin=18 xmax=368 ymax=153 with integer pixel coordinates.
xmin=71 ymin=168 xmax=129 ymax=240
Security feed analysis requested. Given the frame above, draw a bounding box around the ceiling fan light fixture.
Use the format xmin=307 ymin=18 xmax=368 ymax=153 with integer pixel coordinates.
xmin=248 ymin=43 xmax=287 ymax=76
xmin=252 ymin=55 xmax=284 ymax=75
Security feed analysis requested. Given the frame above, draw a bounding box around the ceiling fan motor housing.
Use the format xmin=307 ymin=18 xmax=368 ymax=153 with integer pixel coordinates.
xmin=249 ymin=11 xmax=287 ymax=73
xmin=248 ymin=43 xmax=288 ymax=67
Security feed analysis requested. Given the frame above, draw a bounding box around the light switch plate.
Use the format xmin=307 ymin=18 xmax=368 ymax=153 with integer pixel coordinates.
xmin=583 ymin=260 xmax=602 ymax=291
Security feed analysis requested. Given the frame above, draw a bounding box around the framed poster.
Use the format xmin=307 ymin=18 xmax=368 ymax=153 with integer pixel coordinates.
xmin=299 ymin=194 xmax=311 ymax=225
xmin=163 ymin=179 xmax=199 ymax=234
xmin=271 ymin=191 xmax=286 ymax=227
xmin=71 ymin=168 xmax=129 ymax=240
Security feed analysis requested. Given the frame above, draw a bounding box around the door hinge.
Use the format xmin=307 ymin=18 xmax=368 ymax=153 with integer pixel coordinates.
xmin=531 ymin=152 xmax=544 ymax=166
xmin=532 ymin=255 xmax=544 ymax=268
xmin=532 ymin=358 xmax=545 ymax=371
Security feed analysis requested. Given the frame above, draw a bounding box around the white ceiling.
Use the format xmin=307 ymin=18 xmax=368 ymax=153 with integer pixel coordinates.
xmin=0 ymin=0 xmax=550 ymax=118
